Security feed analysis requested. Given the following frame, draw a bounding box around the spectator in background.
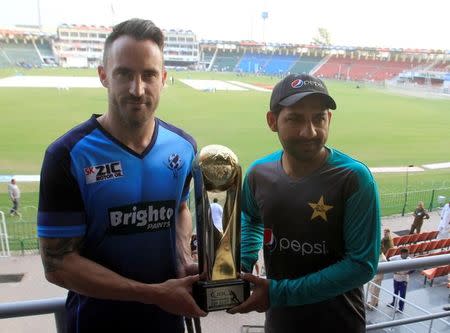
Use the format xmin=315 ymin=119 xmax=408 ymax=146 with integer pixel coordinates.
xmin=409 ymin=201 xmax=430 ymax=234
xmin=367 ymin=246 xmax=387 ymax=309
xmin=388 ymin=248 xmax=411 ymax=312
xmin=8 ymin=178 xmax=21 ymax=216
xmin=381 ymin=228 xmax=394 ymax=255
xmin=437 ymin=201 xmax=450 ymax=240
xmin=210 ymin=198 xmax=223 ymax=233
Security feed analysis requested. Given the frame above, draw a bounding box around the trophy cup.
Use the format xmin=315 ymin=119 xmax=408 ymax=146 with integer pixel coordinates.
xmin=192 ymin=144 xmax=250 ymax=312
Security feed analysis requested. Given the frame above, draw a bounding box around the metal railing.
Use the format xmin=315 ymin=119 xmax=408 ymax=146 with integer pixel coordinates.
xmin=1 ymin=255 xmax=450 ymax=333
xmin=0 ymin=211 xmax=10 ymax=257
xmin=0 ymin=298 xmax=66 ymax=332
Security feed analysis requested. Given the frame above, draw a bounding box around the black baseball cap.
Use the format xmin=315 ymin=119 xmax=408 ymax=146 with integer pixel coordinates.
xmin=270 ymin=74 xmax=337 ymax=112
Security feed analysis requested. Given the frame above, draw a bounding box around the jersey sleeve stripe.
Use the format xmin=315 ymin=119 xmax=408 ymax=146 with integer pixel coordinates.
xmin=38 ymin=211 xmax=86 ymax=226
xmin=37 ymin=225 xmax=87 ymax=238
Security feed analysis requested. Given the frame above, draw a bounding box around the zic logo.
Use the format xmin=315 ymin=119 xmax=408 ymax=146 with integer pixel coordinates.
xmin=84 ymin=161 xmax=123 ymax=184
xmin=291 ymin=79 xmax=304 ymax=88
xmin=165 ymin=154 xmax=183 ymax=178
xmin=108 ymin=200 xmax=175 ymax=235
xmin=264 ymin=228 xmax=277 ymax=253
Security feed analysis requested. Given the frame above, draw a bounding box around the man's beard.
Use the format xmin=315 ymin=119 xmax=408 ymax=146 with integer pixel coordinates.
xmin=281 ymin=138 xmax=325 ymax=162
xmin=111 ymin=95 xmax=157 ymax=128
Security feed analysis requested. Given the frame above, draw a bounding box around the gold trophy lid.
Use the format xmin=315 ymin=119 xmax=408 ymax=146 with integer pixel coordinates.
xmin=198 ymin=145 xmax=239 ymax=192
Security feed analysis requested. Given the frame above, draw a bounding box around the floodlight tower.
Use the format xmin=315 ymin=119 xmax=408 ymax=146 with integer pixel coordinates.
xmin=37 ymin=0 xmax=42 ymax=30
xmin=261 ymin=11 xmax=268 ymax=44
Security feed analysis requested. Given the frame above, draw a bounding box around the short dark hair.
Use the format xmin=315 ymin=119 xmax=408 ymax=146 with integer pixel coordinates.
xmin=399 ymin=248 xmax=409 ymax=254
xmin=103 ymin=18 xmax=164 ymax=66
xmin=213 ymin=198 xmax=218 ymax=203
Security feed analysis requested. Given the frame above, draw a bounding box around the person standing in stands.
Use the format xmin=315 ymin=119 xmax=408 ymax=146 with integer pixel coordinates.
xmin=210 ymin=197 xmax=224 ymax=233
xmin=381 ymin=228 xmax=394 ymax=255
xmin=367 ymin=246 xmax=387 ymax=309
xmin=437 ymin=200 xmax=450 ymax=240
xmin=8 ymin=178 xmax=21 ymax=216
xmin=228 ymin=73 xmax=380 ymax=333
xmin=409 ymin=201 xmax=430 ymax=234
xmin=388 ymin=248 xmax=411 ymax=312
xmin=37 ymin=18 xmax=206 ymax=333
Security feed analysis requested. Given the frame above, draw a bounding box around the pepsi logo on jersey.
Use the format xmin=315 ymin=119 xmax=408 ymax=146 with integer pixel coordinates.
xmin=264 ymin=228 xmax=328 ymax=256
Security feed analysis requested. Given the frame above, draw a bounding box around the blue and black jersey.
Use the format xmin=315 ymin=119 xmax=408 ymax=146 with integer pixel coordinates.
xmin=38 ymin=115 xmax=196 ymax=332
xmin=241 ymin=148 xmax=380 ymax=332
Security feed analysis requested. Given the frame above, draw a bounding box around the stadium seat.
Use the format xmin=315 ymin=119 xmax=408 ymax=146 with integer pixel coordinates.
xmin=408 ymin=233 xmax=420 ymax=243
xmin=408 ymin=244 xmax=420 ymax=256
xmin=444 ymin=238 xmax=450 ymax=250
xmin=426 ymin=231 xmax=439 ymax=241
xmin=415 ymin=242 xmax=428 ymax=255
xmin=385 ymin=247 xmax=398 ymax=259
xmin=398 ymin=235 xmax=412 ymax=246
xmin=393 ymin=237 xmax=402 ymax=246
xmin=416 ymin=232 xmax=429 ymax=242
xmin=435 ymin=239 xmax=447 ymax=251
xmin=430 ymin=240 xmax=443 ymax=252
xmin=422 ymin=241 xmax=437 ymax=254
xmin=421 ymin=265 xmax=449 ymax=287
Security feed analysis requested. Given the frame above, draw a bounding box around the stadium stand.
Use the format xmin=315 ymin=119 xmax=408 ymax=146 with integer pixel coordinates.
xmin=237 ymin=52 xmax=272 ymax=74
xmin=0 ymin=25 xmax=448 ymax=85
xmin=235 ymin=52 xmax=300 ymax=75
xmin=290 ymin=55 xmax=324 ymax=74
xmin=264 ymin=54 xmax=298 ymax=75
xmin=386 ymin=241 xmax=450 ymax=259
xmin=35 ymin=39 xmax=54 ymax=60
xmin=314 ymin=55 xmax=424 ymax=81
xmin=1 ymin=41 xmax=42 ymax=66
xmin=0 ymin=47 xmax=11 ymax=67
xmin=201 ymin=49 xmax=215 ymax=64
xmin=211 ymin=49 xmax=242 ymax=72
xmin=429 ymin=61 xmax=449 ymax=72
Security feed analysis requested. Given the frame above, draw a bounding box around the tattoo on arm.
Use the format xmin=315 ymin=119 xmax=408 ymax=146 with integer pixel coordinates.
xmin=40 ymin=238 xmax=82 ymax=273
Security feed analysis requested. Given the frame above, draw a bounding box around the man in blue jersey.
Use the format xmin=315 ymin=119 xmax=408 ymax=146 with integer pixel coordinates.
xmin=228 ymin=74 xmax=380 ymax=332
xmin=37 ymin=18 xmax=206 ymax=332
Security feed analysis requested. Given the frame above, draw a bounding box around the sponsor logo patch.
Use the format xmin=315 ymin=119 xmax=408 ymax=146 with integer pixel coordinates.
xmin=265 ymin=228 xmax=328 ymax=255
xmin=84 ymin=161 xmax=123 ymax=184
xmin=108 ymin=200 xmax=175 ymax=235
xmin=291 ymin=79 xmax=304 ymax=88
xmin=291 ymin=79 xmax=325 ymax=90
xmin=264 ymin=228 xmax=277 ymax=253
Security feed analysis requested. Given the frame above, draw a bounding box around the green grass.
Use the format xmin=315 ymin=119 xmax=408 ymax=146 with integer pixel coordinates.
xmin=0 ymin=68 xmax=449 ymax=219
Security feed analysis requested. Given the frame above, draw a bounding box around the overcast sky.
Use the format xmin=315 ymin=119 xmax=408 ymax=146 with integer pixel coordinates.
xmin=0 ymin=0 xmax=448 ymax=50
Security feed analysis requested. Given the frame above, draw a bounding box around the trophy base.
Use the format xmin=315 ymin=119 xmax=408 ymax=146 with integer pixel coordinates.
xmin=193 ymin=279 xmax=250 ymax=312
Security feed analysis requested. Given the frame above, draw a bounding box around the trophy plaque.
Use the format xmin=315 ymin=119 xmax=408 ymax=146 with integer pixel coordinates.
xmin=192 ymin=145 xmax=250 ymax=312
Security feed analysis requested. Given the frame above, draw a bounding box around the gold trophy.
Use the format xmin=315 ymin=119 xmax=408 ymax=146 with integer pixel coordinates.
xmin=192 ymin=145 xmax=250 ymax=312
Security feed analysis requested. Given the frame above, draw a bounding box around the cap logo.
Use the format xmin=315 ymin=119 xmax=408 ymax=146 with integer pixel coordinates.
xmin=291 ymin=79 xmax=304 ymax=88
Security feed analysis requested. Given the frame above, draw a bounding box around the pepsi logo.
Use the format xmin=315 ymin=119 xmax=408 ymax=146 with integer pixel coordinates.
xmin=264 ymin=228 xmax=277 ymax=252
xmin=291 ymin=79 xmax=304 ymax=88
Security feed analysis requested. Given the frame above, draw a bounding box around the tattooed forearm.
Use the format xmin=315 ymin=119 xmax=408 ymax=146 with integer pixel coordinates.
xmin=40 ymin=238 xmax=82 ymax=273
